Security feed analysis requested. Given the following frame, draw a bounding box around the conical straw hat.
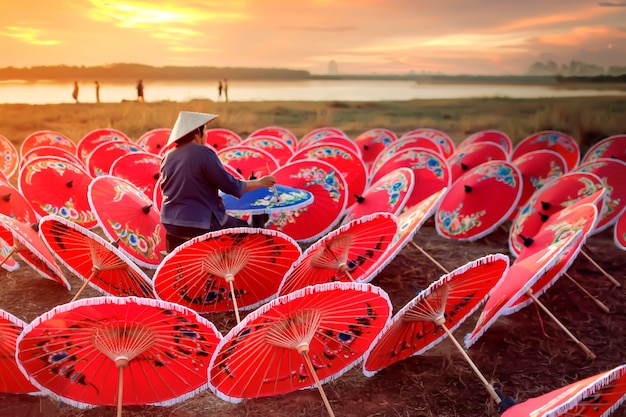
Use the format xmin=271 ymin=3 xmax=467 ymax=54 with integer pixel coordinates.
xmin=166 ymin=111 xmax=218 ymax=147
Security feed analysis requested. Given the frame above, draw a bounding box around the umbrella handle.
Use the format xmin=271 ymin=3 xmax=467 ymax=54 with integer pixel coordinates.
xmin=0 ymin=247 xmax=17 ymax=269
xmin=226 ymin=277 xmax=242 ymax=324
xmin=299 ymin=347 xmax=336 ymax=417
xmin=409 ymin=241 xmax=449 ymax=274
xmin=525 ymin=290 xmax=596 ymax=359
xmin=116 ymin=358 xmax=129 ymax=417
xmin=564 ymin=272 xmax=610 ymax=313
xmin=71 ymin=269 xmax=97 ymax=302
xmin=580 ymin=250 xmax=621 ymax=287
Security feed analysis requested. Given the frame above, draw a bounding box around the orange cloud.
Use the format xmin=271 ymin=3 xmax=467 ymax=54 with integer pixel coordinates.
xmin=492 ymin=6 xmax=609 ymax=32
xmin=0 ymin=26 xmax=61 ymax=45
xmin=531 ymin=26 xmax=626 ymax=46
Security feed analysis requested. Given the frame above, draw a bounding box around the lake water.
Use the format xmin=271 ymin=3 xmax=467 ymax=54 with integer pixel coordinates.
xmin=0 ymin=79 xmax=624 ymax=104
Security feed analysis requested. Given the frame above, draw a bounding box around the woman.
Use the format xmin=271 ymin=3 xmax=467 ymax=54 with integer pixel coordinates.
xmin=160 ymin=111 xmax=276 ymax=252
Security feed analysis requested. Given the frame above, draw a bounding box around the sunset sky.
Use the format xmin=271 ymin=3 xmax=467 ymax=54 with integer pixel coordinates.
xmin=1 ymin=0 xmax=625 ymax=75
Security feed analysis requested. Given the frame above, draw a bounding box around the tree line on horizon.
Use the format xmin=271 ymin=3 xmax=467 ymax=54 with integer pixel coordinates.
xmin=527 ymin=59 xmax=626 ymax=77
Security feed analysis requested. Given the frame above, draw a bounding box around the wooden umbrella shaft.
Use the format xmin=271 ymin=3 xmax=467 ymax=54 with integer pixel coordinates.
xmin=410 ymin=241 xmax=449 ymax=274
xmin=0 ymin=247 xmax=16 ymax=269
xmin=580 ymin=250 xmax=621 ymax=287
xmin=564 ymin=272 xmax=610 ymax=313
xmin=71 ymin=269 xmax=98 ymax=302
xmin=300 ymin=347 xmax=336 ymax=417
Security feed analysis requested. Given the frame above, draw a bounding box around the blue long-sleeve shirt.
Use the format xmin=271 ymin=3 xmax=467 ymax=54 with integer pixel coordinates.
xmin=160 ymin=142 xmax=246 ymax=229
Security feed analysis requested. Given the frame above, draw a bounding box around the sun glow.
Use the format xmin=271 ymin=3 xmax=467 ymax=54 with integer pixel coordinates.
xmin=1 ymin=26 xmax=61 ymax=45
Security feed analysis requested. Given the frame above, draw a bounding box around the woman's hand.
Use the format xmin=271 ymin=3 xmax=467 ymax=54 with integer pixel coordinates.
xmin=245 ymin=175 xmax=277 ymax=192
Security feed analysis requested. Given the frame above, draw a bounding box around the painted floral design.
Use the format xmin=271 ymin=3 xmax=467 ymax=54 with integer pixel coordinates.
xmin=292 ymin=166 xmax=344 ymax=203
xmin=475 ymin=163 xmax=518 ymax=188
xmin=529 ymin=132 xmax=575 ymax=152
xmin=304 ymin=146 xmax=354 ymax=161
xmin=438 ymin=202 xmax=486 ymax=236
xmin=250 ymin=190 xmax=312 ymax=210
xmin=529 ymin=160 xmax=564 ymax=189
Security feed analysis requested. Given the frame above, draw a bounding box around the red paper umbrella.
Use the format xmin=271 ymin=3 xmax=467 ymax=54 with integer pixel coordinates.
xmin=458 ymin=129 xmax=513 ymax=156
xmin=288 ymin=143 xmax=368 ymax=208
xmin=512 ymin=130 xmax=581 ymax=171
xmin=17 ymin=296 xmax=223 ymax=416
xmin=615 ymin=211 xmax=626 ymax=251
xmin=343 ymin=167 xmax=414 ymax=225
xmin=76 ymin=128 xmax=131 ymax=164
xmin=0 ymin=134 xmax=19 ymax=180
xmin=217 ymin=145 xmax=279 ymax=179
xmin=109 ymin=151 xmax=161 ymax=198
xmin=209 ymin=281 xmax=392 ymax=417
xmin=0 ymin=240 xmax=19 ymax=272
xmin=509 ymin=171 xmax=604 ymax=257
xmin=204 ymin=127 xmax=242 ymax=152
xmin=39 ymin=215 xmax=154 ymax=300
xmin=504 ymin=202 xmax=600 ymax=316
xmin=88 ymin=175 xmax=166 ymax=268
xmin=266 ymin=159 xmax=349 ymax=243
xmin=18 ymin=157 xmax=98 ymax=228
xmin=363 ymin=254 xmax=510 ymax=407
xmin=135 ymin=128 xmax=171 ymax=154
xmin=0 ymin=179 xmax=38 ymax=225
xmin=20 ymin=130 xmax=76 ymax=159
xmin=583 ymin=134 xmax=626 ymax=164
xmin=248 ymin=126 xmax=298 ymax=152
xmin=400 ymin=128 xmax=455 ymax=159
xmin=86 ymin=141 xmax=143 ymax=177
xmin=354 ymin=128 xmax=397 ymax=168
xmin=464 ymin=231 xmax=585 ymax=349
xmin=573 ymin=158 xmax=626 ymax=233
xmin=447 ymin=142 xmax=509 ymax=183
xmin=299 ymin=127 xmax=349 ymax=150
xmin=369 ymin=148 xmax=451 ymax=208
xmin=153 ymin=176 xmax=164 ymax=211
xmin=240 ymin=135 xmax=294 ymax=166
xmin=153 ymin=227 xmax=301 ymax=320
xmin=0 ymin=309 xmax=39 ymax=394
xmin=278 ymin=212 xmax=398 ymax=296
xmin=21 ymin=146 xmax=86 ymax=171
xmin=501 ymin=364 xmax=626 ymax=417
xmin=367 ymin=188 xmax=448 ymax=274
xmin=436 ymin=161 xmax=522 ymax=241
xmin=509 ymin=149 xmax=568 ymax=220
xmin=370 ymin=136 xmax=442 ymax=178
xmin=0 ymin=213 xmax=70 ymax=290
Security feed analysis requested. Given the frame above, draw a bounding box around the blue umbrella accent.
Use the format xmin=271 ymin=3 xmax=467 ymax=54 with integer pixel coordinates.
xmin=222 ymin=184 xmax=314 ymax=215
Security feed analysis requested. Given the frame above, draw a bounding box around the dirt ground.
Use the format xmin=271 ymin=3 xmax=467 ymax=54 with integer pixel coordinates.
xmin=1 ymin=219 xmax=624 ymax=417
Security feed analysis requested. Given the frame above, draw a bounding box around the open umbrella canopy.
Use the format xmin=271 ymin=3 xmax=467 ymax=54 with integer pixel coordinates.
xmin=363 ymin=254 xmax=509 ymax=377
xmin=0 ymin=213 xmax=70 ymax=290
xmin=447 ymin=142 xmax=509 ymax=183
xmin=369 ymin=136 xmax=443 ymax=179
xmin=153 ymin=227 xmax=301 ymax=317
xmin=288 ymin=143 xmax=368 ymax=208
xmin=205 ymin=128 xmax=242 ymax=151
xmin=457 ymin=129 xmax=513 ymax=156
xmin=400 ymin=128 xmax=455 ymax=159
xmin=88 ymin=175 xmax=166 ymax=269
xmin=0 ymin=179 xmax=38 ymax=226
xmin=86 ymin=141 xmax=143 ymax=177
xmin=501 ymin=364 xmax=626 ymax=417
xmin=208 ymin=282 xmax=392 ymax=407
xmin=508 ymin=171 xmax=604 ymax=257
xmin=509 ymin=149 xmax=568 ymax=221
xmin=436 ymin=161 xmax=522 ymax=241
xmin=18 ymin=157 xmax=98 ymax=228
xmin=504 ymin=202 xmax=599 ymax=315
xmin=299 ymin=127 xmax=349 ymax=150
xmin=20 ymin=146 xmax=86 ymax=172
xmin=38 ymin=215 xmax=154 ymax=299
xmin=464 ymin=231 xmax=583 ymax=349
xmin=240 ymin=136 xmax=294 ymax=167
xmin=573 ymin=158 xmax=626 ymax=234
xmin=0 ymin=134 xmax=19 ymax=180
xmin=278 ymin=212 xmax=398 ymax=296
xmin=76 ymin=128 xmax=131 ymax=164
xmin=217 ymin=145 xmax=279 ymax=180
xmin=265 ymin=159 xmax=349 ymax=243
xmin=354 ymin=128 xmax=397 ymax=168
xmin=135 ymin=128 xmax=171 ymax=154
xmin=222 ymin=184 xmax=314 ymax=216
xmin=343 ymin=167 xmax=414 ymax=225
xmin=512 ymin=130 xmax=581 ymax=172
xmin=582 ymin=134 xmax=626 ymax=164
xmin=300 ymin=134 xmax=360 ymax=157
xmin=16 ymin=296 xmax=223 ymax=412
xmin=368 ymin=148 xmax=451 ymax=208
xmin=248 ymin=126 xmax=297 ymax=152
xmin=0 ymin=309 xmax=39 ymax=394
xmin=109 ymin=151 xmax=161 ymax=199
xmin=20 ymin=130 xmax=76 ymax=159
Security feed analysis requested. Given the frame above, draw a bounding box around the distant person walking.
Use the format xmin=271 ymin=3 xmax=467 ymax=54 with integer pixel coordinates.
xmin=95 ymin=81 xmax=100 ymax=103
xmin=218 ymin=80 xmax=223 ymax=101
xmin=223 ymin=78 xmax=229 ymax=102
xmin=137 ymin=79 xmax=145 ymax=102
xmin=72 ymin=81 xmax=79 ymax=103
